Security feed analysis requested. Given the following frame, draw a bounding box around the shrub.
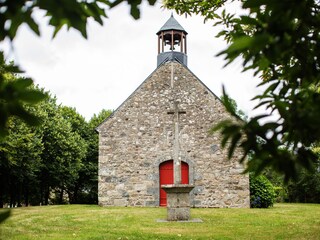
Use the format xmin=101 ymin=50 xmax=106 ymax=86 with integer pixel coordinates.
xmin=250 ymin=174 xmax=276 ymax=208
xmin=273 ymin=186 xmax=289 ymax=203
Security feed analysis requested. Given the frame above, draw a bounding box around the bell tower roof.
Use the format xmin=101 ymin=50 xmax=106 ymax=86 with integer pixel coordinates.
xmin=157 ymin=14 xmax=188 ymax=35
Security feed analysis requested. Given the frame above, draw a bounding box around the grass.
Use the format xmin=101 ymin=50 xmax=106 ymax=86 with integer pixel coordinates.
xmin=0 ymin=203 xmax=319 ymax=240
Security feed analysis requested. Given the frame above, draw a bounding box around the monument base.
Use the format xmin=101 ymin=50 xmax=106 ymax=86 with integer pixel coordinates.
xmin=162 ymin=184 xmax=194 ymax=221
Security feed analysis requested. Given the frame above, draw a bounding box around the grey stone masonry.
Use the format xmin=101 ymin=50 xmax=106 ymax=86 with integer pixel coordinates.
xmin=162 ymin=185 xmax=194 ymax=221
xmin=97 ymin=61 xmax=250 ymax=208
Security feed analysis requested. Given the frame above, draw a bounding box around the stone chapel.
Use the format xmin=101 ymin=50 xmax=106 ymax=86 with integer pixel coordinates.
xmin=97 ymin=15 xmax=250 ymax=208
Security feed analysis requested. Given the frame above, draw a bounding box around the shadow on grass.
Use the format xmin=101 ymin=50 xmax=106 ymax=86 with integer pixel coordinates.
xmin=0 ymin=210 xmax=10 ymax=224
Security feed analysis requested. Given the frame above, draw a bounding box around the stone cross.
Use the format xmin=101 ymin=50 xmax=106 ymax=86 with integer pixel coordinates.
xmin=167 ymin=101 xmax=186 ymax=184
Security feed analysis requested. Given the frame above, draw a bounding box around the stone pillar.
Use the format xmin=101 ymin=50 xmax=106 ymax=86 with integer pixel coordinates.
xmin=162 ymin=184 xmax=194 ymax=221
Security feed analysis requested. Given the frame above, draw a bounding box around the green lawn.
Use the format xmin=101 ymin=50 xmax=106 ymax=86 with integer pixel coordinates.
xmin=0 ymin=204 xmax=319 ymax=240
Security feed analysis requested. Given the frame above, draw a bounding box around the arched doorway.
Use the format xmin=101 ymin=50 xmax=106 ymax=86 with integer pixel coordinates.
xmin=159 ymin=160 xmax=189 ymax=206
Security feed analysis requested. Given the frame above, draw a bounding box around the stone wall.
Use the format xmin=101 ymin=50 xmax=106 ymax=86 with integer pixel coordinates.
xmin=97 ymin=61 xmax=250 ymax=208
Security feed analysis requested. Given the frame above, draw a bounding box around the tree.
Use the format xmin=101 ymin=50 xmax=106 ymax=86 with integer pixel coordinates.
xmin=58 ymin=106 xmax=91 ymax=204
xmin=220 ymin=94 xmax=248 ymax=122
xmin=0 ymin=1 xmax=125 ymax=222
xmin=3 ymin=118 xmax=43 ymax=207
xmin=0 ymin=52 xmax=47 ymax=139
xmin=0 ymin=57 xmax=112 ymax=206
xmin=0 ymin=84 xmax=110 ymax=206
xmin=287 ymin=145 xmax=320 ymax=203
xmin=218 ymin=95 xmax=277 ymax=207
xmin=0 ymin=0 xmax=155 ymax=138
xmin=164 ymin=0 xmax=320 ymax=182
xmin=0 ymin=72 xmax=45 ymax=208
xmin=1 ymin=0 xmax=317 ymax=194
xmin=38 ymin=98 xmax=87 ymax=205
xmin=266 ymin=146 xmax=320 ymax=203
xmin=89 ymin=109 xmax=113 ymax=128
xmin=71 ymin=109 xmax=112 ymax=204
xmin=0 ymin=0 xmax=157 ymax=41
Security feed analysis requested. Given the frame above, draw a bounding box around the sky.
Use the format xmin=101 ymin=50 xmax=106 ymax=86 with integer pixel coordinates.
xmin=1 ymin=2 xmax=263 ymax=120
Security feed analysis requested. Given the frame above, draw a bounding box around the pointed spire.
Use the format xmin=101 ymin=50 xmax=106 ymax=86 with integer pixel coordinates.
xmin=157 ymin=14 xmax=187 ymax=35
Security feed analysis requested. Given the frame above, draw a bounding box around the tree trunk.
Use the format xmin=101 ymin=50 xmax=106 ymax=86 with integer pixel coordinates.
xmin=70 ymin=183 xmax=80 ymax=204
xmin=59 ymin=187 xmax=64 ymax=204
xmin=44 ymin=185 xmax=49 ymax=205
xmin=0 ymin=176 xmax=4 ymax=208
xmin=0 ymin=191 xmax=3 ymax=208
xmin=40 ymin=181 xmax=45 ymax=205
xmin=24 ymin=180 xmax=29 ymax=207
xmin=73 ymin=187 xmax=78 ymax=204
xmin=16 ymin=182 xmax=22 ymax=207
xmin=9 ymin=185 xmax=15 ymax=208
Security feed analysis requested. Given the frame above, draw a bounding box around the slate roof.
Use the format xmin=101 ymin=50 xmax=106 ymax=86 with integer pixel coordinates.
xmin=157 ymin=14 xmax=188 ymax=35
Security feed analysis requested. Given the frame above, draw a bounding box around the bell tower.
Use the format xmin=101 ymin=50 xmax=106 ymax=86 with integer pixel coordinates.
xmin=157 ymin=14 xmax=188 ymax=67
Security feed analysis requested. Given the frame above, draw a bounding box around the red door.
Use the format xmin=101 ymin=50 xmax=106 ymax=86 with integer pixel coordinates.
xmin=159 ymin=160 xmax=189 ymax=206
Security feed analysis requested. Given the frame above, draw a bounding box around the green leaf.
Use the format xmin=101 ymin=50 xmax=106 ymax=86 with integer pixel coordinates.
xmin=25 ymin=14 xmax=40 ymax=36
xmin=210 ymin=119 xmax=234 ymax=133
xmin=11 ymin=105 xmax=42 ymax=126
xmin=130 ymin=4 xmax=141 ymax=20
xmin=228 ymin=132 xmax=242 ymax=159
xmin=240 ymin=16 xmax=258 ymax=25
xmin=109 ymin=0 xmax=122 ymax=8
xmin=259 ymin=57 xmax=270 ymax=70
xmin=224 ymin=36 xmax=253 ymax=53
xmin=18 ymin=90 xmax=48 ymax=104
xmin=11 ymin=78 xmax=33 ymax=90
xmin=243 ymin=0 xmax=274 ymax=8
xmin=216 ymin=30 xmax=228 ymax=38
xmin=147 ymin=0 xmax=157 ymax=5
xmin=253 ymin=100 xmax=272 ymax=110
xmin=220 ymin=86 xmax=243 ymax=120
xmin=52 ymin=24 xmax=63 ymax=39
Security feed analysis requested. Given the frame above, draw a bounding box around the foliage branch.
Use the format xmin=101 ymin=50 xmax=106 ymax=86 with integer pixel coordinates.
xmin=0 ymin=0 xmax=158 ymax=42
xmin=1 ymin=0 xmax=319 ymax=184
xmin=165 ymin=0 xmax=320 ymax=182
xmin=0 ymin=0 xmax=156 ymax=138
xmin=0 ymin=52 xmax=47 ymax=138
